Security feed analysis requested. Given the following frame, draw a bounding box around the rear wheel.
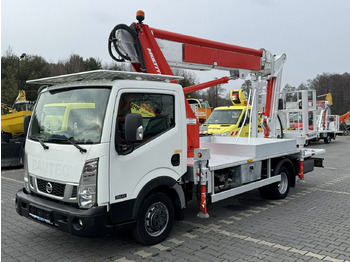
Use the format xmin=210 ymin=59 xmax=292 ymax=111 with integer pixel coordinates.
xmin=259 ymin=166 xmax=290 ymax=199
xmin=132 ymin=192 xmax=174 ymax=245
xmin=324 ymin=134 xmax=331 ymax=144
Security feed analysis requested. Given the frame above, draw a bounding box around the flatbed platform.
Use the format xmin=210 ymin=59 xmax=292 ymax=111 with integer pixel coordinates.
xmin=190 ymin=137 xmax=299 ymax=170
xmin=187 ymin=136 xmax=325 ymax=171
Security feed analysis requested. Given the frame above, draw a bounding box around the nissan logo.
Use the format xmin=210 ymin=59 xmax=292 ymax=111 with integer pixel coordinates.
xmin=46 ymin=182 xmax=53 ymax=194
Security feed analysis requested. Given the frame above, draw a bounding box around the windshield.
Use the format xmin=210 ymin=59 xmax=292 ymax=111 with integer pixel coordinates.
xmin=205 ymin=109 xmax=242 ymax=125
xmin=29 ymin=87 xmax=111 ymax=144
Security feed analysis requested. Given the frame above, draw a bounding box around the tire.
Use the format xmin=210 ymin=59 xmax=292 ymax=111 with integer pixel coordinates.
xmin=324 ymin=134 xmax=331 ymax=144
xmin=259 ymin=166 xmax=290 ymax=199
xmin=132 ymin=192 xmax=174 ymax=245
xmin=304 ymin=139 xmax=309 ymax=147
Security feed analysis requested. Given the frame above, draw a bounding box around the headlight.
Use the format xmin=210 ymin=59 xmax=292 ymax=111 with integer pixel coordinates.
xmin=23 ymin=153 xmax=30 ymax=193
xmin=78 ymin=158 xmax=98 ymax=208
xmin=221 ymin=132 xmax=230 ymax=136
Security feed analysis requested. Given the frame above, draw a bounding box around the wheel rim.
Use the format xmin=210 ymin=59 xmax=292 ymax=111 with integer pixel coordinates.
xmin=144 ymin=202 xmax=169 ymax=237
xmin=278 ymin=172 xmax=288 ymax=194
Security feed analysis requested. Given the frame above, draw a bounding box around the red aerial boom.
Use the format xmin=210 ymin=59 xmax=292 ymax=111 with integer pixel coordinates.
xmin=108 ymin=10 xmax=285 ymax=156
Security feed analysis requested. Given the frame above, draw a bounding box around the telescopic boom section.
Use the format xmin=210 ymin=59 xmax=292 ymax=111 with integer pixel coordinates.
xmin=151 ymin=27 xmax=263 ymax=71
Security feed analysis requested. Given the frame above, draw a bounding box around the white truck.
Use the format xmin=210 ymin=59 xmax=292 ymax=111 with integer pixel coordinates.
xmin=16 ymin=11 xmax=325 ymax=245
xmin=278 ymin=90 xmax=340 ymax=145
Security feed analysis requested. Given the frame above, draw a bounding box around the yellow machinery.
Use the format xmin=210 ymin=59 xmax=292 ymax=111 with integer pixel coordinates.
xmin=1 ymin=90 xmax=35 ymax=167
xmin=41 ymin=103 xmax=96 ymax=133
xmin=201 ymin=90 xmax=253 ymax=137
xmin=1 ymin=90 xmax=34 ymax=136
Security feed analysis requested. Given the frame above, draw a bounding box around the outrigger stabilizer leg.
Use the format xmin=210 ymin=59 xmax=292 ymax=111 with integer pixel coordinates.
xmin=194 ymin=149 xmax=210 ymax=218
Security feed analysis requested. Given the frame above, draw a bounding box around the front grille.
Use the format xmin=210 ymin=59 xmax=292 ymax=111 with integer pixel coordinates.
xmin=37 ymin=178 xmax=65 ymax=197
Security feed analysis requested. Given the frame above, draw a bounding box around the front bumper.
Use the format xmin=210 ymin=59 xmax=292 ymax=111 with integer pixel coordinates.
xmin=16 ymin=189 xmax=112 ymax=237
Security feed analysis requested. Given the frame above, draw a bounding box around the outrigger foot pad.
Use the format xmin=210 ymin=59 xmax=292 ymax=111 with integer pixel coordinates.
xmin=197 ymin=212 xmax=209 ymax=218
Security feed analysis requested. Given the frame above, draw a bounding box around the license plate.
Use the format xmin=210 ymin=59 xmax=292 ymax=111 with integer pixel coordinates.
xmin=29 ymin=205 xmax=53 ymax=225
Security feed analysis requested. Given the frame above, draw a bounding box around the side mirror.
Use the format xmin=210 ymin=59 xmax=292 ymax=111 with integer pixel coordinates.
xmin=24 ymin=115 xmax=31 ymax=137
xmin=125 ymin=113 xmax=143 ymax=143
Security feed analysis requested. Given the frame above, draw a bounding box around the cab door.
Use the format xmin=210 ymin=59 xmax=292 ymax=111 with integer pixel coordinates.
xmin=109 ymin=88 xmax=186 ymax=222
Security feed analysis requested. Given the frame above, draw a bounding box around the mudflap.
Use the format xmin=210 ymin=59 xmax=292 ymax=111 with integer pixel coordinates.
xmin=313 ymin=157 xmax=324 ymax=168
xmin=1 ymin=139 xmax=25 ymax=167
xmin=303 ymin=158 xmax=315 ymax=174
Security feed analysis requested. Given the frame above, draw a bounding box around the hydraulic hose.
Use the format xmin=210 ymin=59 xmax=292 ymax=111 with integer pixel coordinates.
xmin=108 ymin=23 xmax=146 ymax=72
xmin=277 ymin=114 xmax=284 ymax=139
xmin=108 ymin=24 xmax=130 ymax=62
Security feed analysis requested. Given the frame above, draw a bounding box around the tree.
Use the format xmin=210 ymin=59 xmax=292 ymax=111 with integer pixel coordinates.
xmin=50 ymin=55 xmax=102 ymax=76
xmin=64 ymin=54 xmax=85 ymax=73
xmin=241 ymin=80 xmax=252 ymax=98
xmin=172 ymin=68 xmax=202 ymax=99
xmin=20 ymin=55 xmax=51 ymax=100
xmin=84 ymin=57 xmax=102 ymax=71
xmin=1 ymin=48 xmax=19 ymax=105
xmin=308 ymin=73 xmax=350 ymax=115
xmin=172 ymin=69 xmax=198 ymax=88
xmin=1 ymin=48 xmax=51 ymax=104
xmin=200 ymin=83 xmax=229 ymax=108
xmin=1 ymin=51 xmax=105 ymax=104
xmin=282 ymin=84 xmax=296 ymax=92
xmin=297 ymin=83 xmax=308 ymax=90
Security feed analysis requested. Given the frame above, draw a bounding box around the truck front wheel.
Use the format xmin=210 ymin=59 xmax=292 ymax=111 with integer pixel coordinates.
xmin=132 ymin=192 xmax=174 ymax=245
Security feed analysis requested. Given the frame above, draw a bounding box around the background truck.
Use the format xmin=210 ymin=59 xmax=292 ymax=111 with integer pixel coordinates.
xmin=201 ymin=90 xmax=259 ymax=137
xmin=16 ymin=11 xmax=324 ymax=245
xmin=187 ymin=97 xmax=212 ymax=124
xmin=278 ymin=90 xmax=340 ymax=145
xmin=1 ymin=90 xmax=35 ymax=167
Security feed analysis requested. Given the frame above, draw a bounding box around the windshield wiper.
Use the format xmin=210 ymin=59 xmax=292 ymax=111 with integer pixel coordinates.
xmin=37 ymin=137 xmax=49 ymax=150
xmin=67 ymin=137 xmax=87 ymax=154
xmin=48 ymin=135 xmax=87 ymax=154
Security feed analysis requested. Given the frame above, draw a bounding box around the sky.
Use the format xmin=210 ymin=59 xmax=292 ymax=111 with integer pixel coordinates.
xmin=1 ymin=0 xmax=350 ymax=91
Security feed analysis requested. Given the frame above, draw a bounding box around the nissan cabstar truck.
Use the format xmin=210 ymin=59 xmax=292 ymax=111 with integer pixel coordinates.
xmin=16 ymin=11 xmax=325 ymax=245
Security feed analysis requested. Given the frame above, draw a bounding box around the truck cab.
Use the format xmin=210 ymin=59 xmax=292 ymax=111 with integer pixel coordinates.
xmin=16 ymin=70 xmax=188 ymax=244
xmin=201 ymin=90 xmax=252 ymax=137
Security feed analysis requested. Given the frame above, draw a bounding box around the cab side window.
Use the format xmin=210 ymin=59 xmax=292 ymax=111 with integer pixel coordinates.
xmin=116 ymin=93 xmax=175 ymax=153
